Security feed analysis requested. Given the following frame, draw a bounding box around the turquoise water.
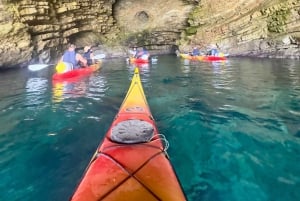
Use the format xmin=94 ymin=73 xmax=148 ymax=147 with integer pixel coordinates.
xmin=0 ymin=55 xmax=299 ymax=201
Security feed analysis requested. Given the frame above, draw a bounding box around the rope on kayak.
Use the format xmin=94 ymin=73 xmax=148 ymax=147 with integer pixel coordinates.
xmin=98 ymin=152 xmax=164 ymax=201
xmin=151 ymin=134 xmax=169 ymax=151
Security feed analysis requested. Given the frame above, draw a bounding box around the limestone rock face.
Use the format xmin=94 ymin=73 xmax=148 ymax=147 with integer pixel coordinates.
xmin=0 ymin=0 xmax=299 ymax=68
xmin=180 ymin=0 xmax=300 ymax=58
xmin=0 ymin=3 xmax=32 ymax=67
xmin=0 ymin=0 xmax=117 ymax=68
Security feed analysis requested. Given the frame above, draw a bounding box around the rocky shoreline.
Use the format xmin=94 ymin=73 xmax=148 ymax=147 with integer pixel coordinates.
xmin=0 ymin=0 xmax=299 ymax=69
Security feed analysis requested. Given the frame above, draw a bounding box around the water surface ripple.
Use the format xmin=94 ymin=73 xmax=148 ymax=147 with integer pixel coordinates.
xmin=0 ymin=56 xmax=299 ymax=201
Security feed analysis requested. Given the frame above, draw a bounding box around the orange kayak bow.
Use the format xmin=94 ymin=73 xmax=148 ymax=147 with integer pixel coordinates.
xmin=70 ymin=68 xmax=186 ymax=201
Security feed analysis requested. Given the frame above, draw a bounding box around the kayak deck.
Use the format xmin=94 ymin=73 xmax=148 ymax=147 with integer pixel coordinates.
xmin=70 ymin=68 xmax=186 ymax=201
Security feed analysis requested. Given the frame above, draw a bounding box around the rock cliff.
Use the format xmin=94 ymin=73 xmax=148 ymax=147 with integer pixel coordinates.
xmin=0 ymin=0 xmax=118 ymax=68
xmin=0 ymin=0 xmax=299 ymax=68
xmin=180 ymin=0 xmax=300 ymax=59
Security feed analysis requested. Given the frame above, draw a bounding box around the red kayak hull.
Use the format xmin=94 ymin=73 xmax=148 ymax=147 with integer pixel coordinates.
xmin=52 ymin=63 xmax=101 ymax=81
xmin=130 ymin=57 xmax=149 ymax=64
xmin=70 ymin=68 xmax=186 ymax=201
xmin=202 ymin=56 xmax=226 ymax=61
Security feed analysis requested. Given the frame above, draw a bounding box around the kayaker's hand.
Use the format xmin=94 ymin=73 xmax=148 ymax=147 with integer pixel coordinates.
xmin=76 ymin=53 xmax=87 ymax=66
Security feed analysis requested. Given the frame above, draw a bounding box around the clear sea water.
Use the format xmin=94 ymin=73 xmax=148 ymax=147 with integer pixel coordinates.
xmin=0 ymin=55 xmax=299 ymax=201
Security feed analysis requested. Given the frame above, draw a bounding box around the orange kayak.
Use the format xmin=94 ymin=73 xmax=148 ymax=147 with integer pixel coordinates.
xmin=180 ymin=53 xmax=201 ymax=61
xmin=180 ymin=53 xmax=227 ymax=61
xmin=70 ymin=68 xmax=186 ymax=201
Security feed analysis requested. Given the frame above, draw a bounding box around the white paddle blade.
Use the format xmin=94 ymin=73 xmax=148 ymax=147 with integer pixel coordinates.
xmin=28 ymin=64 xmax=50 ymax=71
xmin=93 ymin=54 xmax=106 ymax=59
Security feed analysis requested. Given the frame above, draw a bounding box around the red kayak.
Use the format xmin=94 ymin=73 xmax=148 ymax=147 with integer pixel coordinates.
xmin=130 ymin=57 xmax=149 ymax=64
xmin=70 ymin=68 xmax=186 ymax=201
xmin=52 ymin=62 xmax=101 ymax=81
xmin=201 ymin=55 xmax=226 ymax=61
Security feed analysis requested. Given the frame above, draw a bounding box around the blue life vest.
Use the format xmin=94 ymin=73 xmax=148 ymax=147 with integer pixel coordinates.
xmin=211 ymin=49 xmax=219 ymax=56
xmin=83 ymin=50 xmax=91 ymax=59
xmin=136 ymin=50 xmax=149 ymax=58
xmin=192 ymin=48 xmax=200 ymax=56
xmin=83 ymin=50 xmax=93 ymax=65
xmin=62 ymin=50 xmax=77 ymax=67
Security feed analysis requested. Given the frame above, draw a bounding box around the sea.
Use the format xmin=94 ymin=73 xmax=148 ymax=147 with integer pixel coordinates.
xmin=0 ymin=55 xmax=299 ymax=201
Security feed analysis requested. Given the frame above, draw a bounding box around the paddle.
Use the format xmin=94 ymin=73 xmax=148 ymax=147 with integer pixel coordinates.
xmin=28 ymin=64 xmax=53 ymax=71
xmin=93 ymin=53 xmax=106 ymax=60
xmin=151 ymin=56 xmax=158 ymax=64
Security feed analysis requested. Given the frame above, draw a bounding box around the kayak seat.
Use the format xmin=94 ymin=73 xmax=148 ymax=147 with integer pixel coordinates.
xmin=110 ymin=119 xmax=154 ymax=144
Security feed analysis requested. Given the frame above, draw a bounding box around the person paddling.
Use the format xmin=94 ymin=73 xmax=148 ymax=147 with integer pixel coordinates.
xmin=135 ymin=47 xmax=150 ymax=60
xmin=83 ymin=46 xmax=95 ymax=66
xmin=191 ymin=46 xmax=200 ymax=56
xmin=62 ymin=44 xmax=87 ymax=70
xmin=207 ymin=44 xmax=220 ymax=56
xmin=129 ymin=47 xmax=137 ymax=58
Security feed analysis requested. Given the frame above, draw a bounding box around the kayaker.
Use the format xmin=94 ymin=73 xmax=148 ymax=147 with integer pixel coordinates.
xmin=211 ymin=48 xmax=219 ymax=56
xmin=62 ymin=44 xmax=87 ymax=70
xmin=129 ymin=47 xmax=137 ymax=58
xmin=207 ymin=44 xmax=219 ymax=56
xmin=83 ymin=46 xmax=95 ymax=66
xmin=135 ymin=47 xmax=150 ymax=60
xmin=191 ymin=46 xmax=200 ymax=56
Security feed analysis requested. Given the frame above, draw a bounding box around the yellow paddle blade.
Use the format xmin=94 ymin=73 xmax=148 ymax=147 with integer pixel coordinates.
xmin=55 ymin=62 xmax=66 ymax=73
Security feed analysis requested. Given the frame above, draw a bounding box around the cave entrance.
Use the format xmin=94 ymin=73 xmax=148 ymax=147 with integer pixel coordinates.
xmin=112 ymin=0 xmax=193 ymax=53
xmin=112 ymin=0 xmax=193 ymax=34
xmin=136 ymin=11 xmax=149 ymax=23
